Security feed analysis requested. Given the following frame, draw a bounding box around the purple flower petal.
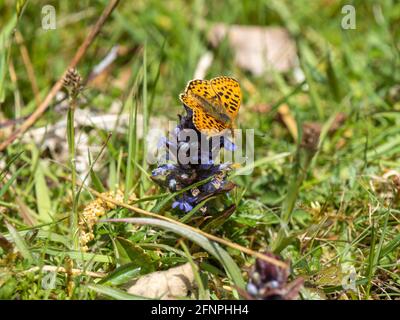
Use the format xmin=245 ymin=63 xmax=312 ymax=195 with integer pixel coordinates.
xmin=182 ymin=202 xmax=193 ymax=212
xmin=172 ymin=201 xmax=180 ymax=209
xmin=171 ymin=195 xmax=197 ymax=212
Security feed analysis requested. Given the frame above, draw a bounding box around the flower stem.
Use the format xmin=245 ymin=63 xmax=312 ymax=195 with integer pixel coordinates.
xmin=67 ymin=98 xmax=79 ymax=251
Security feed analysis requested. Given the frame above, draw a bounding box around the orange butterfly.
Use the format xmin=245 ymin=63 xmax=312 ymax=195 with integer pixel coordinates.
xmin=179 ymin=76 xmax=242 ymax=136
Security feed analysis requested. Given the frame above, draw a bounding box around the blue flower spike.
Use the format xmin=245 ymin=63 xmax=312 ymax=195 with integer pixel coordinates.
xmin=151 ymin=103 xmax=236 ymax=213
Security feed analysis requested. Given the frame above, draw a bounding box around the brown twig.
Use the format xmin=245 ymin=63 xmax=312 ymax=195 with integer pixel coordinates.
xmin=0 ymin=0 xmax=120 ymax=151
xmin=86 ymin=187 xmax=288 ymax=269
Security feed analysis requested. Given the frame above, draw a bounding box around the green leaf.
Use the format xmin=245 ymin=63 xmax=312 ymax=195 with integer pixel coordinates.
xmin=114 ymin=238 xmax=155 ymax=274
xmin=98 ymin=263 xmax=141 ymax=286
xmin=202 ymin=205 xmax=236 ymax=233
xmin=0 ymin=277 xmax=17 ymax=299
xmin=16 ymin=0 xmax=27 ymax=18
xmin=87 ymin=150 xmax=106 ymax=193
xmin=0 ymin=151 xmax=24 ymax=181
xmin=0 ymin=164 xmax=27 ymax=198
xmin=124 ymin=83 xmax=138 ymax=200
xmin=380 ymin=234 xmax=400 ymax=258
xmin=5 ymin=221 xmax=34 ymax=263
xmin=89 ymin=167 xmax=105 ymax=192
xmin=34 ymin=161 xmax=53 ymax=224
xmin=0 ymin=16 xmax=17 ymax=103
xmin=326 ymin=52 xmax=342 ymax=102
xmin=103 ymin=218 xmax=246 ymax=291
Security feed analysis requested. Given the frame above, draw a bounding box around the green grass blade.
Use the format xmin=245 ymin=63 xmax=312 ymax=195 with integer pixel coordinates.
xmin=87 ymin=284 xmax=149 ymax=300
xmin=124 ymin=85 xmax=137 ymax=200
xmin=0 ymin=15 xmax=17 ymax=103
xmin=180 ymin=241 xmax=208 ymax=299
xmin=98 ymin=263 xmax=141 ymax=286
xmin=34 ymin=161 xmax=53 ymax=224
xmin=0 ymin=164 xmax=27 ymax=198
xmin=102 ymin=217 xmax=246 ymax=291
xmin=88 ymin=152 xmax=105 ymax=192
xmin=5 ymin=221 xmax=34 ymax=263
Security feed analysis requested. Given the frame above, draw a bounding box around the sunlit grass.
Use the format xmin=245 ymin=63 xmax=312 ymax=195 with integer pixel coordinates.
xmin=0 ymin=0 xmax=399 ymax=300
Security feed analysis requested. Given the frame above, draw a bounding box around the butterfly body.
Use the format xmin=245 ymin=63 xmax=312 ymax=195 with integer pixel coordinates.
xmin=187 ymin=91 xmax=232 ymax=125
xmin=179 ymin=76 xmax=241 ymax=136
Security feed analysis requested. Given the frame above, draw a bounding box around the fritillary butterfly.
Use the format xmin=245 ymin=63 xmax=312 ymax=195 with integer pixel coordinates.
xmin=179 ymin=76 xmax=242 ymax=136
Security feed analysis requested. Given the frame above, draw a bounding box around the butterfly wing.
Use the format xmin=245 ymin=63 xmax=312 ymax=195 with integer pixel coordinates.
xmin=185 ymin=79 xmax=215 ymax=99
xmin=179 ymin=77 xmax=241 ymax=136
xmin=210 ymin=76 xmax=241 ymax=119
xmin=179 ymin=93 xmax=226 ymax=135
xmin=180 ymin=79 xmax=227 ymax=135
xmin=192 ymin=108 xmax=226 ymax=136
